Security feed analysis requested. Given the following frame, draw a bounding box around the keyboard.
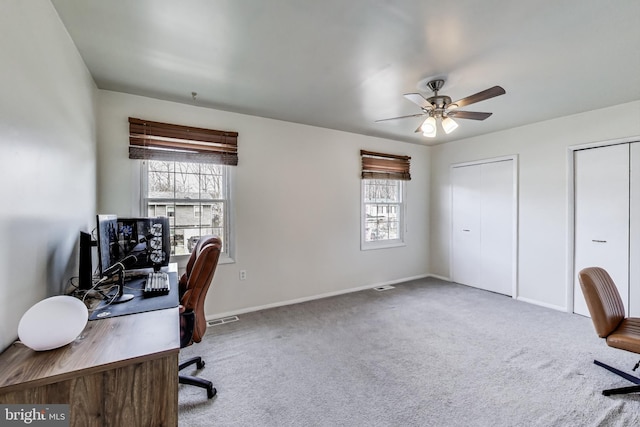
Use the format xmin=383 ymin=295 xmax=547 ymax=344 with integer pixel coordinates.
xmin=144 ymin=271 xmax=170 ymax=296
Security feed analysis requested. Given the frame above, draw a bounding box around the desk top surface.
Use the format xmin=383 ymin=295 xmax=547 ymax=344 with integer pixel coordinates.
xmin=89 ymin=271 xmax=179 ymax=320
xmin=0 ymin=303 xmax=180 ymax=393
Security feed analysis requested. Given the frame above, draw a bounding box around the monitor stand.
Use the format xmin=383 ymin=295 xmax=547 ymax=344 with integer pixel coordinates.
xmin=109 ymin=270 xmax=134 ymax=304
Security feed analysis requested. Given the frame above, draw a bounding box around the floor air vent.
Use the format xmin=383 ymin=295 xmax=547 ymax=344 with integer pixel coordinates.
xmin=373 ymin=285 xmax=395 ymax=292
xmin=207 ymin=315 xmax=239 ymax=327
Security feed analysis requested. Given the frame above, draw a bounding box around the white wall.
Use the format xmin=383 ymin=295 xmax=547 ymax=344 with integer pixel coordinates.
xmin=430 ymin=100 xmax=640 ymax=310
xmin=2 ymin=3 xmax=634 ymax=353
xmin=0 ymin=2 xmax=97 ymax=351
xmin=96 ymin=91 xmax=430 ymax=318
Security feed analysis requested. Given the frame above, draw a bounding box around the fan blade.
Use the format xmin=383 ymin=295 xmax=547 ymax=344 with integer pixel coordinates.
xmin=447 ymin=110 xmax=493 ymax=120
xmin=450 ymin=86 xmax=505 ymax=109
xmin=403 ymin=93 xmax=434 ymax=110
xmin=375 ymin=113 xmax=425 ymax=123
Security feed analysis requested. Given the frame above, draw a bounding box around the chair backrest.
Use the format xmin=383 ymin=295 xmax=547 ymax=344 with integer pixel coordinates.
xmin=578 ymin=267 xmax=625 ymax=338
xmin=179 ymin=235 xmax=220 ymax=294
xmin=180 ymin=235 xmax=222 ymax=344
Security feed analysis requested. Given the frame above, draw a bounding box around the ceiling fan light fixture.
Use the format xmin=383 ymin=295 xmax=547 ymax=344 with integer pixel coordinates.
xmin=442 ymin=116 xmax=459 ymax=134
xmin=420 ymin=116 xmax=436 ymax=137
xmin=378 ymin=79 xmax=505 ymax=139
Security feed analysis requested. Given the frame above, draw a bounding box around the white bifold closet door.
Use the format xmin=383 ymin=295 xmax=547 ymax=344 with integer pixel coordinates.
xmin=452 ymin=159 xmax=514 ymax=296
xmin=630 ymin=143 xmax=640 ymax=316
xmin=573 ymin=144 xmax=630 ymax=316
xmin=452 ymin=164 xmax=482 ymax=289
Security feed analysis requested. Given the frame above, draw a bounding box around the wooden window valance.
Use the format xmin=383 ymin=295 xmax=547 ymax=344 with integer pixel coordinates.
xmin=361 ymin=150 xmax=411 ymax=181
xmin=128 ymin=117 xmax=238 ymax=165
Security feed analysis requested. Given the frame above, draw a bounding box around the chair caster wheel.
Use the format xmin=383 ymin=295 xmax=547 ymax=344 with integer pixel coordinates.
xmin=197 ymin=360 xmax=205 ymax=369
xmin=207 ymin=386 xmax=217 ymax=399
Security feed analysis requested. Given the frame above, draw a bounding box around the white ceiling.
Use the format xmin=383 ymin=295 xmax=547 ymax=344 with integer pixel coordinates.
xmin=51 ymin=0 xmax=640 ymax=145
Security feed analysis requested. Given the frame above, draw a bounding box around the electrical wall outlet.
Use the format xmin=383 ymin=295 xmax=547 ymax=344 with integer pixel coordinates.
xmin=239 ymin=270 xmax=247 ymax=281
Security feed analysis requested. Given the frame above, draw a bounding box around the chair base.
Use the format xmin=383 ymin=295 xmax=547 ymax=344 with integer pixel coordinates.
xmin=594 ymin=359 xmax=640 ymax=396
xmin=179 ymin=374 xmax=217 ymax=399
xmin=180 ymin=355 xmax=205 ymax=371
xmin=179 ymin=356 xmax=216 ymax=399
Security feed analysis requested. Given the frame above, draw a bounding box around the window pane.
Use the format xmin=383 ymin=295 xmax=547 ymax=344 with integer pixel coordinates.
xmin=176 ymin=172 xmax=200 ymax=198
xmin=201 ymin=168 xmax=224 ymax=199
xmin=148 ymin=169 xmax=175 ymax=198
xmin=389 ymin=222 xmax=399 ymax=239
xmin=364 ymin=179 xmax=401 ymax=203
xmin=211 ymin=202 xmax=224 ymax=229
xmin=149 ymin=160 xmax=174 ymax=173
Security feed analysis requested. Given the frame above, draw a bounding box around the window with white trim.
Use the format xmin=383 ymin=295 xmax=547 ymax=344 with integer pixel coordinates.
xmin=360 ymin=150 xmax=410 ymax=250
xmin=362 ymin=179 xmax=405 ymax=248
xmin=129 ymin=117 xmax=237 ymax=258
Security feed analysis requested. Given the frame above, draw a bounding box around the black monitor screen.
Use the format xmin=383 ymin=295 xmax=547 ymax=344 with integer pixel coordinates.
xmin=96 ymin=214 xmax=118 ymax=276
xmin=96 ymin=214 xmax=170 ymax=276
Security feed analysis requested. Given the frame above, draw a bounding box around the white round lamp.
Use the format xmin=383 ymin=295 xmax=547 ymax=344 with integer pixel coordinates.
xmin=18 ymin=296 xmax=88 ymax=351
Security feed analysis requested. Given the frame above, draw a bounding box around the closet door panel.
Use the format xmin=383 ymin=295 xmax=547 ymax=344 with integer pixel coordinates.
xmin=574 ymin=144 xmax=629 ymax=316
xmin=630 ymin=142 xmax=640 ymax=316
xmin=451 ymin=165 xmax=481 ymax=288
xmin=480 ymin=160 xmax=514 ymax=296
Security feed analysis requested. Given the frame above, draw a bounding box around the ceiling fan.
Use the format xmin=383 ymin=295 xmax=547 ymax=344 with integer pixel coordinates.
xmin=376 ymin=79 xmax=506 ymax=138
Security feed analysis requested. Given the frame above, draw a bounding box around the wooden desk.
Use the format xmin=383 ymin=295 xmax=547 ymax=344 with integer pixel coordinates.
xmin=0 ymin=306 xmax=180 ymax=427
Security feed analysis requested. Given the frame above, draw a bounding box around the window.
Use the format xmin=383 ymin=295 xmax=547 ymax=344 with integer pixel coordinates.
xmin=143 ymin=160 xmax=231 ymax=257
xmin=129 ymin=117 xmax=238 ymax=259
xmin=360 ymin=150 xmax=410 ymax=250
xmin=362 ymin=179 xmax=405 ymax=248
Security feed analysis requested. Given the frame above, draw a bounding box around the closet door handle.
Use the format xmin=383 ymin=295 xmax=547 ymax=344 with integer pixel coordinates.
xmin=592 ymin=239 xmax=607 ymax=243
xmin=462 ymin=229 xmax=471 ymax=232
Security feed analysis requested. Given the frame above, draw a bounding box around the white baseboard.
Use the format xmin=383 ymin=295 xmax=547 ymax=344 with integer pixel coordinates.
xmin=516 ymin=296 xmax=567 ymax=313
xmin=426 ymin=273 xmax=451 ymax=281
xmin=206 ymin=275 xmax=571 ymax=323
xmin=424 ymin=277 xmax=569 ymax=313
xmin=206 ymin=273 xmax=430 ymax=323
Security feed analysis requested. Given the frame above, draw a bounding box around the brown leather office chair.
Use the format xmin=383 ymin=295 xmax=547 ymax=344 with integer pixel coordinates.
xmin=578 ymin=267 xmax=640 ymax=396
xmin=178 ymin=235 xmax=222 ymax=399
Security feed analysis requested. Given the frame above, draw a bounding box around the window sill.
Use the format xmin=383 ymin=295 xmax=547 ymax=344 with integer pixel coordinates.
xmin=361 ymin=241 xmax=406 ymax=251
xmin=171 ymin=253 xmax=235 ymax=271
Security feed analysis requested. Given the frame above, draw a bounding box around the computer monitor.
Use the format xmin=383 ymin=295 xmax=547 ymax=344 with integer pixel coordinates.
xmin=115 ymin=217 xmax=171 ymax=271
xmin=96 ymin=214 xmax=119 ymax=276
xmin=95 ymin=214 xmax=133 ymax=304
xmin=96 ymin=214 xmax=171 ymax=276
